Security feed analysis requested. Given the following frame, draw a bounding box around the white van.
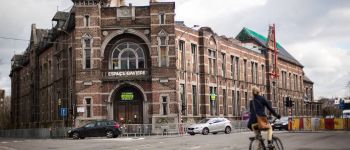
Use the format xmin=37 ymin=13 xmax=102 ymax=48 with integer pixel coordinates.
xmin=343 ymin=110 xmax=350 ymax=118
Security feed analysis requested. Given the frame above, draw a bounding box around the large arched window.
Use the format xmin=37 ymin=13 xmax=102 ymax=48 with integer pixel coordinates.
xmin=111 ymin=42 xmax=145 ymax=70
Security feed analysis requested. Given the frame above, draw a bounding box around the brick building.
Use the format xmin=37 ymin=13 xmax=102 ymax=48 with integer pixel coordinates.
xmin=10 ymin=0 xmax=319 ymax=128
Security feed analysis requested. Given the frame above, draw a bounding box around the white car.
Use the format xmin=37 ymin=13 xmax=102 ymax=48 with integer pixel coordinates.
xmin=187 ymin=118 xmax=232 ymax=135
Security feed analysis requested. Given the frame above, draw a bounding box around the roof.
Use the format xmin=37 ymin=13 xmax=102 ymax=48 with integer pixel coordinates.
xmin=303 ymin=76 xmax=314 ymax=84
xmin=236 ymin=27 xmax=303 ymax=67
xmin=52 ymin=11 xmax=70 ymax=21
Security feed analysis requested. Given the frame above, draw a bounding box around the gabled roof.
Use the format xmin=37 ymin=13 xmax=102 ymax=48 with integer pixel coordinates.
xmin=303 ymin=76 xmax=314 ymax=84
xmin=236 ymin=27 xmax=303 ymax=67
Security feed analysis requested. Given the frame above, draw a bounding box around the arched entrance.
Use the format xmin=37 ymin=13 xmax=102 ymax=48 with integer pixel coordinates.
xmin=113 ymin=84 xmax=144 ymax=124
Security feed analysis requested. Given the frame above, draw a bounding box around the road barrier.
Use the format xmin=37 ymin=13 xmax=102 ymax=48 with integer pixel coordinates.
xmin=286 ymin=117 xmax=350 ymax=132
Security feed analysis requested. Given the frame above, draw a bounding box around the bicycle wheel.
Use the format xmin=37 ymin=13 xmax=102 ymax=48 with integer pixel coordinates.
xmin=249 ymin=139 xmax=265 ymax=150
xmin=272 ymin=136 xmax=284 ymax=150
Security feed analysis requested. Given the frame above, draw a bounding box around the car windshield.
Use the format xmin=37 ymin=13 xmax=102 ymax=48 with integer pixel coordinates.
xmin=280 ymin=117 xmax=289 ymax=122
xmin=198 ymin=119 xmax=210 ymax=124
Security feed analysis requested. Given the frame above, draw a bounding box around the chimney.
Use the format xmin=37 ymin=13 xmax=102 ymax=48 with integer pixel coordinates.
xmin=110 ymin=0 xmax=126 ymax=7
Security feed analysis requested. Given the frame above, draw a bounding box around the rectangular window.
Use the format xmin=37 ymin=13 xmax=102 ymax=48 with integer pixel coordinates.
xmin=255 ymin=63 xmax=258 ymax=84
xmin=223 ymin=89 xmax=227 ymax=115
xmin=236 ymin=57 xmax=240 ymax=80
xmin=56 ymin=56 xmax=61 ymax=71
xmin=261 ymin=64 xmax=265 ymax=85
xmin=237 ymin=91 xmax=240 ymax=116
xmin=208 ymin=50 xmax=216 ymax=75
xmin=244 ymin=59 xmax=247 ymax=82
xmin=180 ymin=84 xmax=186 ymax=115
xmin=231 ymin=56 xmax=234 ymax=79
xmin=209 ymin=87 xmax=217 ymax=115
xmin=245 ymin=92 xmax=248 ymax=109
xmin=192 ymin=85 xmax=198 ymax=116
xmin=159 ymin=13 xmax=165 ymax=24
xmin=84 ymin=39 xmax=92 ymax=69
xmin=251 ymin=62 xmax=254 ymax=83
xmin=232 ymin=90 xmax=236 ymax=116
xmin=191 ymin=44 xmax=197 ymax=73
xmin=84 ymin=15 xmax=90 ymax=27
xmin=86 ymin=98 xmax=92 ymax=118
xmin=162 ymin=96 xmax=168 ymax=115
xmin=160 ymin=46 xmax=167 ymax=67
xmin=179 ymin=40 xmax=185 ymax=70
xmin=221 ymin=53 xmax=226 ymax=77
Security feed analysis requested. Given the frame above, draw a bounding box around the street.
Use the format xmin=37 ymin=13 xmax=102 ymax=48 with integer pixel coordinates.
xmin=0 ymin=131 xmax=349 ymax=150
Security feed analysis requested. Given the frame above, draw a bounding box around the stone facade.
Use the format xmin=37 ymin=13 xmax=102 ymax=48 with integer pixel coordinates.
xmin=10 ymin=0 xmax=318 ymax=129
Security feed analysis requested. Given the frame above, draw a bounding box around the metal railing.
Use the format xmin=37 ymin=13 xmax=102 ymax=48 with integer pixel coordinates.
xmin=0 ymin=121 xmax=251 ymax=139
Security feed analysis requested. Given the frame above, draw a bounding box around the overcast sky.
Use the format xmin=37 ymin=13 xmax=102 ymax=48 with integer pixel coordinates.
xmin=0 ymin=0 xmax=349 ymax=99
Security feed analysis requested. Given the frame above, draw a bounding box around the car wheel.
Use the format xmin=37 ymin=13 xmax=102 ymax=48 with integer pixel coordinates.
xmin=202 ymin=128 xmax=209 ymax=135
xmin=212 ymin=132 xmax=218 ymax=135
xmin=224 ymin=126 xmax=231 ymax=134
xmin=72 ymin=132 xmax=80 ymax=139
xmin=106 ymin=131 xmax=114 ymax=138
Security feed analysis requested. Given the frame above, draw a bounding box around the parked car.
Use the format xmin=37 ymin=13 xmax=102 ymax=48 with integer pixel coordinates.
xmin=272 ymin=116 xmax=289 ymax=130
xmin=68 ymin=120 xmax=122 ymax=139
xmin=187 ymin=118 xmax=232 ymax=135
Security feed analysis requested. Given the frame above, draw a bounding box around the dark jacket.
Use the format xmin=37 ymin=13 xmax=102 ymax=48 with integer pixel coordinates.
xmin=247 ymin=95 xmax=278 ymax=130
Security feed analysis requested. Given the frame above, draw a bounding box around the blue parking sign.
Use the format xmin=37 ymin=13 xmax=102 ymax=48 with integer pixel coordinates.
xmin=61 ymin=108 xmax=68 ymax=117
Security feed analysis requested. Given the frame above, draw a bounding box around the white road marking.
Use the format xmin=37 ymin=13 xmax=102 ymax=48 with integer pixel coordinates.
xmin=0 ymin=146 xmax=17 ymax=150
xmin=94 ymin=137 xmax=145 ymax=141
xmin=189 ymin=146 xmax=201 ymax=149
xmin=1 ymin=142 xmax=9 ymax=144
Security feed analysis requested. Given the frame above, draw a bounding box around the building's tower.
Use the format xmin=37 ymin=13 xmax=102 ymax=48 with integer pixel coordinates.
xmin=149 ymin=2 xmax=178 ymax=121
xmin=72 ymin=0 xmax=104 ymax=126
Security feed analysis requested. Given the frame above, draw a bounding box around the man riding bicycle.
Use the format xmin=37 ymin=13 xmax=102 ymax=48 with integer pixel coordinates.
xmin=248 ymin=86 xmax=281 ymax=149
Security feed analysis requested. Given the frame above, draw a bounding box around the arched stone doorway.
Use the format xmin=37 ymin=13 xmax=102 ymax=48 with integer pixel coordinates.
xmin=112 ymin=84 xmax=144 ymax=124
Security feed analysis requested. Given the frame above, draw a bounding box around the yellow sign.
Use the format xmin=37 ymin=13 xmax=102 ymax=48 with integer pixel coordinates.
xmin=334 ymin=118 xmax=344 ymax=130
xmin=292 ymin=118 xmax=300 ymax=130
xmin=210 ymin=93 xmax=217 ymax=101
xmin=319 ymin=118 xmax=325 ymax=130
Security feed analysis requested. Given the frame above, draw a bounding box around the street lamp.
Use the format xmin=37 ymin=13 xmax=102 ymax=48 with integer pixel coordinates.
xmin=179 ymin=25 xmax=200 ymax=40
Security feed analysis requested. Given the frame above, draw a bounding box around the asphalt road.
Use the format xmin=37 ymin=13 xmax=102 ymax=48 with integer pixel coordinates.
xmin=0 ymin=131 xmax=349 ymax=150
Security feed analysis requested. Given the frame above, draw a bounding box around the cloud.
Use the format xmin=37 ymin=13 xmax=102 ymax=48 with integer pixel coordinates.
xmin=0 ymin=0 xmax=349 ymax=99
xmin=288 ymin=41 xmax=350 ymax=98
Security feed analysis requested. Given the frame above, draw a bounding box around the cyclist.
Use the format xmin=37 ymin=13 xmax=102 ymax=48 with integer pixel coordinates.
xmin=248 ymin=86 xmax=281 ymax=149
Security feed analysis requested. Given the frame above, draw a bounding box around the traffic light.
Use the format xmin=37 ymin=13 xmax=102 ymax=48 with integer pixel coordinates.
xmin=285 ymin=98 xmax=289 ymax=107
xmin=291 ymin=100 xmax=295 ymax=107
xmin=285 ymin=97 xmax=292 ymax=107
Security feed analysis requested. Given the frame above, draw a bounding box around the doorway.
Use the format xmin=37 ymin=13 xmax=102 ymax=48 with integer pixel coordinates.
xmin=113 ymin=85 xmax=143 ymax=124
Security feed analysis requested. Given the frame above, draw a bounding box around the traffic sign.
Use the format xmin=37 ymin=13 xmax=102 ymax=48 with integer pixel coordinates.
xmin=339 ymin=99 xmax=345 ymax=110
xmin=60 ymin=108 xmax=68 ymax=117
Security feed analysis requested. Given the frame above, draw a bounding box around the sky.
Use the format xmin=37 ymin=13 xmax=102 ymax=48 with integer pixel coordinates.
xmin=0 ymin=0 xmax=350 ymax=99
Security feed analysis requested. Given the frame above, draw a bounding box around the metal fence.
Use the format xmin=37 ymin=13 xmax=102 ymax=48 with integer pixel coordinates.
xmin=0 ymin=120 xmax=250 ymax=139
xmin=0 ymin=128 xmax=71 ymax=139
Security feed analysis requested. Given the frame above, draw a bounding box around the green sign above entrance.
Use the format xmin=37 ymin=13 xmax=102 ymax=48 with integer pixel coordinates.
xmin=210 ymin=93 xmax=217 ymax=101
xmin=121 ymin=92 xmax=134 ymax=101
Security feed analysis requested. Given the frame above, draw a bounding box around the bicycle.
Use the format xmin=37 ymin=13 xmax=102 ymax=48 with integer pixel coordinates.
xmin=249 ymin=118 xmax=284 ymax=150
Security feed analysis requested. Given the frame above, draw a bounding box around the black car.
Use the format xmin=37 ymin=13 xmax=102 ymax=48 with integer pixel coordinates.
xmin=272 ymin=117 xmax=289 ymax=130
xmin=68 ymin=120 xmax=122 ymax=139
